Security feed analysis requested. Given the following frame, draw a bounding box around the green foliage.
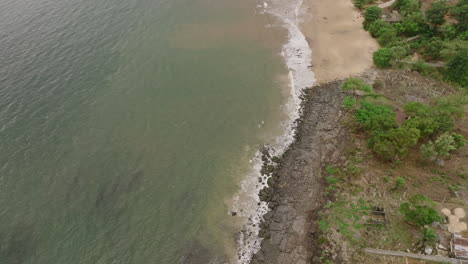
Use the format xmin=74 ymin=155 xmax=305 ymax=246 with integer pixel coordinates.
xmin=368 ymin=20 xmax=393 ymax=38
xmin=343 ymin=96 xmax=357 ymax=110
xmin=397 ymin=12 xmax=428 ymax=36
xmin=439 ymin=39 xmax=468 ymax=60
xmin=364 ymin=6 xmax=382 ymax=23
xmin=422 ymin=132 xmax=466 ymax=159
xmin=440 ymin=24 xmax=458 ymax=40
xmin=451 ymin=0 xmax=468 ymax=32
xmin=325 ymin=165 xmax=336 ymax=175
xmin=445 ymin=50 xmax=468 ymax=87
xmin=395 ymin=176 xmax=406 ymax=189
xmin=389 ymin=45 xmax=410 ymax=66
xmin=400 ymin=194 xmax=441 ymax=226
xmin=355 ymin=101 xmax=397 ymax=132
xmin=421 ymin=227 xmax=438 ymax=246
xmin=323 ymin=200 xmax=370 ymax=241
xmin=353 ymin=0 xmax=366 ymax=9
xmin=326 ymin=176 xmax=338 ymax=185
xmin=377 ymin=27 xmax=399 ymax=46
xmin=341 ymin=78 xmax=373 ymax=92
xmin=394 ymin=0 xmax=421 ymax=16
xmin=373 ymin=48 xmax=393 ymax=68
xmin=421 ymin=38 xmax=444 ymax=60
xmin=426 ymin=0 xmax=449 ymax=26
xmin=370 ymin=126 xmax=420 ymax=161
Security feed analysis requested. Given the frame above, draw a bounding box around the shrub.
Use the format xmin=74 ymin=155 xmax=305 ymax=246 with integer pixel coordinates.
xmin=451 ymin=0 xmax=468 ymax=32
xmin=370 ymin=126 xmax=420 ymax=161
xmin=445 ymin=50 xmax=468 ymax=87
xmin=422 ymin=227 xmax=438 ymax=246
xmin=364 ymin=6 xmax=382 ymax=23
xmin=389 ymin=45 xmax=410 ymax=66
xmin=353 ymin=0 xmax=366 ymax=9
xmin=341 ymin=77 xmax=372 ymax=93
xmin=395 ymin=176 xmax=406 ymax=189
xmin=426 ymin=0 xmax=449 ymax=26
xmin=421 ymin=133 xmax=466 ymax=159
xmin=397 ymin=12 xmax=428 ymax=36
xmin=355 ymin=101 xmax=397 ymax=132
xmin=440 ymin=24 xmax=458 ymax=40
xmin=377 ymin=27 xmax=399 ymax=46
xmin=373 ymin=48 xmax=393 ymax=68
xmin=421 ymin=38 xmax=444 ymax=60
xmin=394 ymin=0 xmax=421 ymax=16
xmin=343 ymin=96 xmax=357 ymax=110
xmin=400 ymin=194 xmax=441 ymax=226
xmin=368 ymin=20 xmax=393 ymax=38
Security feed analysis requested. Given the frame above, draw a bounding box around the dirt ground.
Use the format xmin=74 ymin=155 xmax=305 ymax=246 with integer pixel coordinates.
xmin=317 ymin=69 xmax=468 ymax=264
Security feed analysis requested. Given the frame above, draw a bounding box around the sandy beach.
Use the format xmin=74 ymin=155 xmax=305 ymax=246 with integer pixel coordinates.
xmin=302 ymin=0 xmax=378 ymax=83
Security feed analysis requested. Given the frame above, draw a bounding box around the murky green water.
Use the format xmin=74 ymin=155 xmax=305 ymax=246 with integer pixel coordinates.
xmin=0 ymin=0 xmax=288 ymax=263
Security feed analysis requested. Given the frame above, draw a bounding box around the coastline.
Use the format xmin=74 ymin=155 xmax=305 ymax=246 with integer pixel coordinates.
xmin=248 ymin=0 xmax=378 ymax=263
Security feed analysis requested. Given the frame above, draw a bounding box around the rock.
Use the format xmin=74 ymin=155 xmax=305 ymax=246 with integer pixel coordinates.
xmin=424 ymin=246 xmax=433 ymax=255
xmin=231 ymin=211 xmax=237 ymax=216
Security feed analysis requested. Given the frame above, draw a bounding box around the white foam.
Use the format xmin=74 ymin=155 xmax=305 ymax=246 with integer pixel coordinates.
xmin=232 ymin=0 xmax=315 ymax=262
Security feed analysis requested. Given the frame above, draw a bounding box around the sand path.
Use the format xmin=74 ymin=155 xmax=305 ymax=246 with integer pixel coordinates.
xmin=301 ymin=0 xmax=378 ymax=83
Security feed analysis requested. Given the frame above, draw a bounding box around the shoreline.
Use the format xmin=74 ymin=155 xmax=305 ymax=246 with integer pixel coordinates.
xmin=249 ymin=0 xmax=378 ymax=263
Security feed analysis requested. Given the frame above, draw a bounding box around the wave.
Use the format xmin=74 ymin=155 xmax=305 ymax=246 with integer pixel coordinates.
xmin=232 ymin=0 xmax=315 ymax=263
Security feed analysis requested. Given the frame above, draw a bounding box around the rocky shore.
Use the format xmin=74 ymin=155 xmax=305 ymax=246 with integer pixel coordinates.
xmin=251 ymin=80 xmax=348 ymax=264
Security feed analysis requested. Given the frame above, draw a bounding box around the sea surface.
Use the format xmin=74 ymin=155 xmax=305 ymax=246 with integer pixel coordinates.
xmin=0 ymin=0 xmax=313 ymax=263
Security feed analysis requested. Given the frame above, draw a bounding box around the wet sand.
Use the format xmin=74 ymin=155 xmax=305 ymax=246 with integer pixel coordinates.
xmin=302 ymin=0 xmax=378 ymax=83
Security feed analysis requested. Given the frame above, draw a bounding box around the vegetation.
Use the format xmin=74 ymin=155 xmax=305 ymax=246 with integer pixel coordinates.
xmin=426 ymin=0 xmax=449 ymax=26
xmin=341 ymin=77 xmax=373 ymax=92
xmin=421 ymin=132 xmax=466 ymax=159
xmin=364 ymin=6 xmax=382 ymax=24
xmin=354 ymin=101 xmax=396 ymax=132
xmin=373 ymin=48 xmax=393 ymax=68
xmin=400 ymin=194 xmax=441 ymax=227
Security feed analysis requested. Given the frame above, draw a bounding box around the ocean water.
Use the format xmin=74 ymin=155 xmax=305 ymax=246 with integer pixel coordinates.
xmin=0 ymin=0 xmax=314 ymax=263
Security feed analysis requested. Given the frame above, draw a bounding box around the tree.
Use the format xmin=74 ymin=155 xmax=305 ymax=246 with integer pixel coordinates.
xmin=370 ymin=126 xmax=420 ymax=161
xmin=421 ymin=227 xmax=438 ymax=247
xmin=394 ymin=0 xmax=421 ymax=16
xmin=450 ymin=0 xmax=468 ymax=32
xmin=373 ymin=48 xmax=393 ymax=68
xmin=353 ymin=0 xmax=366 ymax=9
xmin=355 ymin=101 xmax=397 ymax=132
xmin=445 ymin=50 xmax=468 ymax=87
xmin=377 ymin=27 xmax=399 ymax=46
xmin=421 ymin=38 xmax=444 ymax=60
xmin=397 ymin=12 xmax=428 ymax=36
xmin=400 ymin=194 xmax=441 ymax=226
xmin=426 ymin=0 xmax=449 ymax=26
xmin=421 ymin=132 xmax=466 ymax=159
xmin=365 ymin=6 xmax=383 ymax=23
xmin=368 ymin=20 xmax=393 ymax=38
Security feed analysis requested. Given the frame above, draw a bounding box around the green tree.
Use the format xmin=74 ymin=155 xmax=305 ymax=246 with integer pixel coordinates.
xmin=364 ymin=6 xmax=383 ymax=23
xmin=353 ymin=0 xmax=366 ymax=9
xmin=394 ymin=0 xmax=421 ymax=16
xmin=426 ymin=0 xmax=449 ymax=26
xmin=445 ymin=50 xmax=468 ymax=87
xmin=355 ymin=101 xmax=397 ymax=132
xmin=368 ymin=20 xmax=393 ymax=38
xmin=421 ymin=227 xmax=438 ymax=247
xmin=400 ymin=194 xmax=441 ymax=226
xmin=421 ymin=38 xmax=444 ymax=60
xmin=373 ymin=48 xmax=393 ymax=68
xmin=420 ymin=133 xmax=466 ymax=159
xmin=397 ymin=12 xmax=428 ymax=36
xmin=377 ymin=27 xmax=399 ymax=46
xmin=450 ymin=0 xmax=468 ymax=32
xmin=370 ymin=126 xmax=420 ymax=161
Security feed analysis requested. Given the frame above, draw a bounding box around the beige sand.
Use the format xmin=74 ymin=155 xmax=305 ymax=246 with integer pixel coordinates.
xmin=301 ymin=0 xmax=379 ymax=83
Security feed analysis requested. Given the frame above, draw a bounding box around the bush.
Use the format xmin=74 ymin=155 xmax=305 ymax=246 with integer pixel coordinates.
xmin=395 ymin=176 xmax=406 ymax=189
xmin=422 ymin=227 xmax=438 ymax=246
xmin=373 ymin=48 xmax=393 ymax=68
xmin=377 ymin=27 xmax=399 ymax=46
xmin=451 ymin=0 xmax=468 ymax=32
xmin=426 ymin=0 xmax=449 ymax=26
xmin=370 ymin=126 xmax=420 ymax=161
xmin=445 ymin=50 xmax=468 ymax=87
xmin=389 ymin=45 xmax=410 ymax=65
xmin=364 ymin=6 xmax=382 ymax=23
xmin=421 ymin=132 xmax=466 ymax=159
xmin=341 ymin=77 xmax=373 ymax=93
xmin=440 ymin=24 xmax=458 ymax=40
xmin=400 ymin=194 xmax=441 ymax=226
xmin=368 ymin=20 xmax=393 ymax=38
xmin=421 ymin=38 xmax=444 ymax=60
xmin=397 ymin=12 xmax=428 ymax=36
xmin=353 ymin=0 xmax=366 ymax=9
xmin=394 ymin=0 xmax=421 ymax=16
xmin=343 ymin=96 xmax=357 ymax=110
xmin=355 ymin=101 xmax=397 ymax=132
